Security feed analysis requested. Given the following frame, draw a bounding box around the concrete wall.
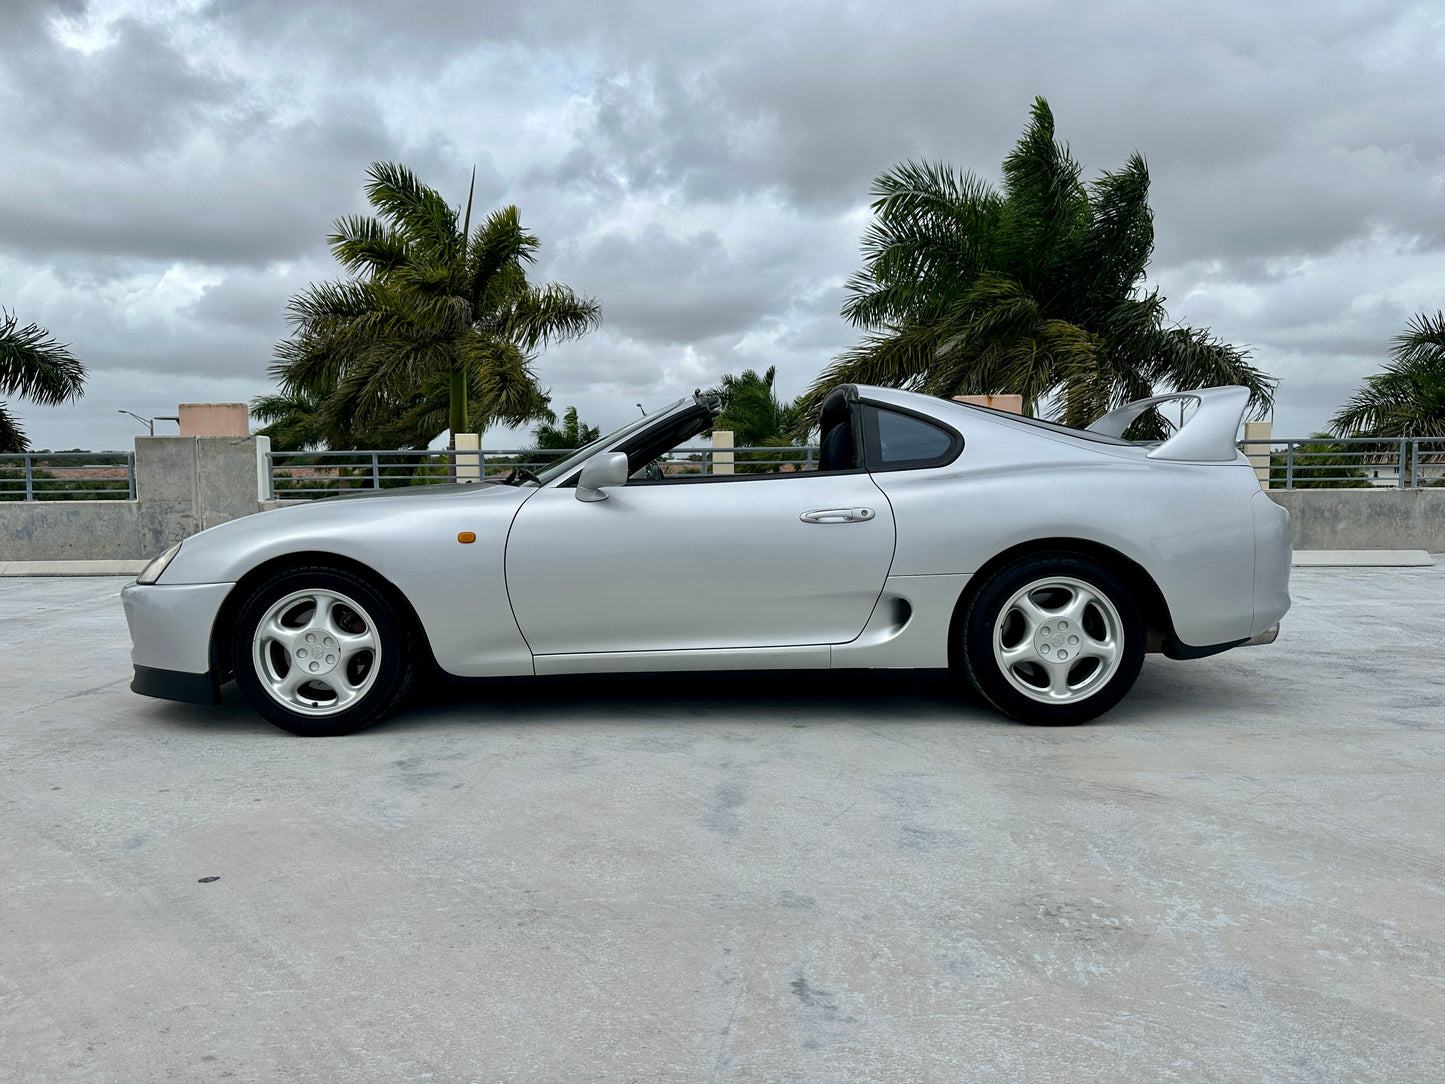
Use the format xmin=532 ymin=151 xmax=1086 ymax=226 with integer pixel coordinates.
xmin=0 ymin=501 xmax=144 ymax=560
xmin=0 ymin=436 xmax=270 ymax=561
xmin=1266 ymin=488 xmax=1445 ymax=552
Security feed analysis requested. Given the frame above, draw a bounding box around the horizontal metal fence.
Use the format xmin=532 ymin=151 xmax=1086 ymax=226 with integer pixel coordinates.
xmin=14 ymin=437 xmax=1438 ymax=502
xmin=1239 ymin=437 xmax=1445 ymax=489
xmin=267 ymin=438 xmax=1445 ymax=499
xmin=0 ymin=452 xmax=136 ymax=501
xmin=266 ymin=446 xmax=821 ymax=499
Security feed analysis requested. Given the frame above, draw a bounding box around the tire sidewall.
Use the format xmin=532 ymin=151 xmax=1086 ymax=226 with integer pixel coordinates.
xmin=961 ymin=554 xmax=1145 ymax=725
xmin=232 ymin=567 xmax=409 ymax=736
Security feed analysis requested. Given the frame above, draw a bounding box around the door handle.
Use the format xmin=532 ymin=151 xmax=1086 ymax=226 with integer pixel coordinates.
xmin=800 ymin=507 xmax=876 ymax=524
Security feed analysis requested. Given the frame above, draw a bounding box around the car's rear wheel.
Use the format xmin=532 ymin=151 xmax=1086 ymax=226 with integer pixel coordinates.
xmin=231 ymin=566 xmax=414 ymax=736
xmin=960 ymin=554 xmax=1144 ymax=725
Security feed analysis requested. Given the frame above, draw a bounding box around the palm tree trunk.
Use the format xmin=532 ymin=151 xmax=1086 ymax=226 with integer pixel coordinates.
xmin=449 ymin=368 xmax=468 ymax=445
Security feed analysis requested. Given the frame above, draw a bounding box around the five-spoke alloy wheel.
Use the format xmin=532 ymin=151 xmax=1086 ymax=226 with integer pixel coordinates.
xmin=960 ymin=554 xmax=1144 ymax=725
xmin=232 ymin=567 xmax=414 ymax=736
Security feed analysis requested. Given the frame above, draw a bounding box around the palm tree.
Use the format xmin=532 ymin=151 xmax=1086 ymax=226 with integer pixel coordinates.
xmin=531 ymin=405 xmax=601 ymax=464
xmin=272 ymin=162 xmax=601 ymax=448
xmin=708 ymin=366 xmax=802 ymax=445
xmin=706 ymin=366 xmax=805 ymax=472
xmin=251 ymin=387 xmax=336 ymax=452
xmin=0 ymin=311 xmax=87 ymax=453
xmin=1329 ymin=312 xmax=1445 ymax=438
xmin=251 ymin=380 xmax=440 ymax=452
xmin=798 ymin=98 xmax=1274 ymax=435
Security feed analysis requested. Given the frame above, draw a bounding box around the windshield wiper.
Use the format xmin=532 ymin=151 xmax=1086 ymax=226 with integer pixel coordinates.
xmin=501 ymin=467 xmax=542 ymax=487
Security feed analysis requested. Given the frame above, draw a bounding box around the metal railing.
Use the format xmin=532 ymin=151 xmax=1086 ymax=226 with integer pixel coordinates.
xmin=1239 ymin=437 xmax=1445 ymax=489
xmin=268 ymin=448 xmax=543 ymax=498
xmin=267 ymin=438 xmax=1445 ymax=498
xmin=13 ymin=436 xmax=1435 ymax=502
xmin=660 ymin=445 xmax=818 ymax=474
xmin=266 ymin=445 xmax=822 ymax=499
xmin=0 ymin=452 xmax=136 ymax=501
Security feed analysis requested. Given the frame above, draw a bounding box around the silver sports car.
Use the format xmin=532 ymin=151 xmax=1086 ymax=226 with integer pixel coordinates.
xmin=122 ymin=384 xmax=1290 ymax=735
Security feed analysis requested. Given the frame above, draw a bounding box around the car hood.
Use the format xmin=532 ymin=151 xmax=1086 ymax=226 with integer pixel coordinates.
xmin=318 ymin=480 xmax=505 ymax=500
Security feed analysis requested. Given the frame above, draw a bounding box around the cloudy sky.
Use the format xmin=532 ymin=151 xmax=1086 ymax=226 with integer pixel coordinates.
xmin=2 ymin=0 xmax=1442 ymax=450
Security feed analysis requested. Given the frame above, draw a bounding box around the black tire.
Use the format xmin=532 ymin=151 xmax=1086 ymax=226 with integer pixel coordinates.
xmin=231 ymin=566 xmax=414 ymax=736
xmin=959 ymin=553 xmax=1145 ymax=725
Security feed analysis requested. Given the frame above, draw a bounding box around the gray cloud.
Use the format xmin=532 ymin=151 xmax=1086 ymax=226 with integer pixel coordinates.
xmin=8 ymin=18 xmax=238 ymax=155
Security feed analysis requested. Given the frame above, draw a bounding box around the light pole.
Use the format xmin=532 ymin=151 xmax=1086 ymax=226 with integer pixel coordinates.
xmin=118 ymin=410 xmax=179 ymax=436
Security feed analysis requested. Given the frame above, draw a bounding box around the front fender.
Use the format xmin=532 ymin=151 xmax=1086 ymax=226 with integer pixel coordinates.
xmin=158 ymin=487 xmax=536 ymax=678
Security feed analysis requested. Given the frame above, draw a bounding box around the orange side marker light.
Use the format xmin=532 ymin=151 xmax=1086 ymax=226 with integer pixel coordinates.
xmin=457 ymin=531 xmax=476 ymax=544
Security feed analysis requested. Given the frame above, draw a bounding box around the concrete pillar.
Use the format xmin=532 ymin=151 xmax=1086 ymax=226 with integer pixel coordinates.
xmin=1244 ymin=421 xmax=1272 ymax=489
xmin=953 ymin=393 xmax=1024 ymax=414
xmin=134 ymin=435 xmax=272 ymax=552
xmin=254 ymin=436 xmax=272 ymax=501
xmin=712 ymin=430 xmax=734 ymax=475
xmin=178 ymin=403 xmax=250 ymax=437
xmin=454 ymin=432 xmax=482 ymax=483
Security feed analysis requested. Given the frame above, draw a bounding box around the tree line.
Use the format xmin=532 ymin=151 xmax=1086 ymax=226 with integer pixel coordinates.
xmin=3 ymin=98 xmax=1443 ymax=461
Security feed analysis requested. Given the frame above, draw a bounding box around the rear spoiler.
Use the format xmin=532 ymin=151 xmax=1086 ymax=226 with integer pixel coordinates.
xmin=1086 ymin=386 xmax=1250 ymax=462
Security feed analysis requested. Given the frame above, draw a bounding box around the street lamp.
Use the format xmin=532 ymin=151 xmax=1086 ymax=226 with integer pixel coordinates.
xmin=117 ymin=410 xmax=180 ymax=436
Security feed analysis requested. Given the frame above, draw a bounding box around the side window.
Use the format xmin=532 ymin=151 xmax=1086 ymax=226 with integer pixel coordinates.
xmin=863 ymin=405 xmax=962 ymax=471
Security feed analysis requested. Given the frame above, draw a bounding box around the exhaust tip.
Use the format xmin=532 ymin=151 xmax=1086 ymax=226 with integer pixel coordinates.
xmin=1244 ymin=624 xmax=1280 ymax=647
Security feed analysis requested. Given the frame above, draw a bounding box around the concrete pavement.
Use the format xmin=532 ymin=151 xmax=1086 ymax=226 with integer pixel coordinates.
xmin=1 ymin=569 xmax=1443 ymax=1081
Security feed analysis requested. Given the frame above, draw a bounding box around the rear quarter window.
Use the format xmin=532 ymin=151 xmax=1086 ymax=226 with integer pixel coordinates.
xmin=862 ymin=405 xmax=963 ymax=471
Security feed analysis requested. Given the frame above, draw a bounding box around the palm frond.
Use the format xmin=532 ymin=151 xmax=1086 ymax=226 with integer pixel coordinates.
xmin=1329 ymin=314 xmax=1445 ymax=438
xmin=327 ymin=216 xmax=411 ymax=277
xmin=1137 ymin=324 xmax=1274 ymax=416
xmin=0 ymin=310 xmax=87 ymax=404
xmin=1072 ymin=153 xmax=1154 ymax=309
xmin=458 ymin=336 xmax=554 ymax=429
xmin=1390 ymin=310 xmax=1445 ymax=366
xmin=466 ymin=205 xmax=539 ymax=313
xmin=0 ymin=401 xmax=28 ymax=453
xmin=793 ymin=327 xmax=942 ymax=437
xmin=843 ymin=162 xmax=1003 ymax=330
xmin=998 ymin=96 xmax=1089 ymax=290
xmin=363 ymin=161 xmax=461 ymax=259
xmin=503 ymin=283 xmax=602 ymax=350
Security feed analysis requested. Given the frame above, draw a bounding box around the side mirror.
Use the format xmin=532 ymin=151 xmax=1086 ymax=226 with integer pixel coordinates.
xmin=575 ymin=451 xmax=629 ymax=502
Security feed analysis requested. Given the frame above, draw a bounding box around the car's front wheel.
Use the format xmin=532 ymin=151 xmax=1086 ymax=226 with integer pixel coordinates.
xmin=231 ymin=566 xmax=414 ymax=736
xmin=960 ymin=554 xmax=1145 ymax=725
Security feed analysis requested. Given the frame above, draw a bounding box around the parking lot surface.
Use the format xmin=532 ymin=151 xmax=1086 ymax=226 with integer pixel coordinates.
xmin=2 ymin=567 xmax=1444 ymax=1082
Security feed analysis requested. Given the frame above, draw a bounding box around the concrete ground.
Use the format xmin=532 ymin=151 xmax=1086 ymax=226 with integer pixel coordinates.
xmin=2 ymin=569 xmax=1443 ymax=1083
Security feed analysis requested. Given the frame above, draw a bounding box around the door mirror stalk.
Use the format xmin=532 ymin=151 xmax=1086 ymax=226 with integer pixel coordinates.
xmin=576 ymin=451 xmax=629 ymax=502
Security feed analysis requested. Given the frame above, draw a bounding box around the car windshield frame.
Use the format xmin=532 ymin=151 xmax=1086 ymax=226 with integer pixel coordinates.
xmin=532 ymin=399 xmax=689 ymax=485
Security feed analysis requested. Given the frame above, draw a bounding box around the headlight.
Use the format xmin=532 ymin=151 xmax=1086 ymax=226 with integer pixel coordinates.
xmin=137 ymin=542 xmax=183 ymax=585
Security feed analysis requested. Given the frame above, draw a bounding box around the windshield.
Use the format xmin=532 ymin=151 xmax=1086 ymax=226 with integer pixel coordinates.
xmin=530 ymin=399 xmax=688 ymax=485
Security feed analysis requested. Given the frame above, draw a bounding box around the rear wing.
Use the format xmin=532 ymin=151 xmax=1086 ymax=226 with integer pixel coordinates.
xmin=1086 ymin=386 xmax=1250 ymax=462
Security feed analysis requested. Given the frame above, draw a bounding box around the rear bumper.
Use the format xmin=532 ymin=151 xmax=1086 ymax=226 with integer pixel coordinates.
xmin=131 ymin=664 xmax=220 ymax=705
xmin=1162 ymin=622 xmax=1279 ymax=661
xmin=1251 ymin=491 xmax=1293 ymax=634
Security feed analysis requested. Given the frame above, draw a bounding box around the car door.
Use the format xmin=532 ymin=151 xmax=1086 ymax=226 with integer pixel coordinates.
xmin=504 ymin=471 xmax=896 ymax=656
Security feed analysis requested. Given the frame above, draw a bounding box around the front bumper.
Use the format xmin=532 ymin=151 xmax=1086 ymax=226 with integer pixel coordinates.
xmin=120 ymin=580 xmax=235 ymax=705
xmin=131 ymin=664 xmax=220 ymax=705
